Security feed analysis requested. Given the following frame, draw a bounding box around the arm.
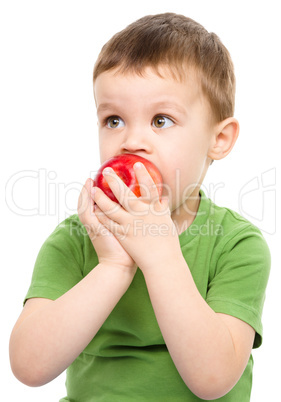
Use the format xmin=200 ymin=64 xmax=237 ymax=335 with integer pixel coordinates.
xmin=10 ymin=263 xmax=135 ymax=387
xmin=93 ymin=164 xmax=255 ymax=400
xmin=142 ymin=256 xmax=255 ymax=399
xmin=10 ymin=179 xmax=136 ymax=387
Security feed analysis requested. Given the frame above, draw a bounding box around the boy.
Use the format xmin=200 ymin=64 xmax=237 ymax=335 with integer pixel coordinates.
xmin=10 ymin=13 xmax=270 ymax=401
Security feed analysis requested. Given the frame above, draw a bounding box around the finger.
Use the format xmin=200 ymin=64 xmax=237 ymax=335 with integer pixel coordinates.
xmin=94 ymin=206 xmax=121 ymax=235
xmin=78 ymin=178 xmax=93 ymax=218
xmin=102 ymin=167 xmax=138 ymax=207
xmin=94 ymin=205 xmax=131 ymax=242
xmin=78 ymin=179 xmax=106 ymax=241
xmin=133 ymin=162 xmax=160 ymax=202
xmin=91 ymin=185 xmax=125 ymax=221
xmin=159 ymin=196 xmax=171 ymax=214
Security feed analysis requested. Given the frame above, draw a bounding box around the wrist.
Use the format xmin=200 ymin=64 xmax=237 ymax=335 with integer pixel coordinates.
xmin=139 ymin=247 xmax=185 ymax=277
xmin=98 ymin=259 xmax=137 ymax=278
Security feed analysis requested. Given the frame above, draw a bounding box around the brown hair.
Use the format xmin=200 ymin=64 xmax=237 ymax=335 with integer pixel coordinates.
xmin=93 ymin=13 xmax=235 ymax=122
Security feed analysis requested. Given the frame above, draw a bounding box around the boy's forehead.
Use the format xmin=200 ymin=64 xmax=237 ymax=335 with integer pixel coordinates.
xmin=94 ymin=66 xmax=203 ymax=107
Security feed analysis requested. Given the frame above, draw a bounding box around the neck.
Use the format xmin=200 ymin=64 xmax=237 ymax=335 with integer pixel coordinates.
xmin=171 ymin=190 xmax=201 ymax=235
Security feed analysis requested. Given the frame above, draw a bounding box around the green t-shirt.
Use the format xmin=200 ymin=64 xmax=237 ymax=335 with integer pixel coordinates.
xmin=25 ymin=191 xmax=270 ymax=401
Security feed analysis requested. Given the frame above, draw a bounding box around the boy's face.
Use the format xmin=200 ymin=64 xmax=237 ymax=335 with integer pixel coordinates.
xmin=94 ymin=67 xmax=217 ymax=225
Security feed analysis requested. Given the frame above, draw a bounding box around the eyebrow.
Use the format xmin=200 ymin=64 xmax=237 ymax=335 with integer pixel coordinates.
xmin=150 ymin=101 xmax=187 ymax=115
xmin=97 ymin=103 xmax=117 ymax=114
xmin=97 ymin=101 xmax=187 ymax=116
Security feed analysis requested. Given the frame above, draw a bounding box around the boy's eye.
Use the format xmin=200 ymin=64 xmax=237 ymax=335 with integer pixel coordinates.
xmin=152 ymin=115 xmax=174 ymax=129
xmin=106 ymin=116 xmax=125 ymax=129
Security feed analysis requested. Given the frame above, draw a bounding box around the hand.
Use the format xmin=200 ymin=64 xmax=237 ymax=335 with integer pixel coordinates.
xmin=78 ymin=178 xmax=136 ymax=273
xmin=92 ymin=163 xmax=182 ymax=272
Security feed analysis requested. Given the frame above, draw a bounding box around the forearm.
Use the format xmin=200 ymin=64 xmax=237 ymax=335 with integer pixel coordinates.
xmin=142 ymin=256 xmax=245 ymax=399
xmin=10 ymin=263 xmax=135 ymax=386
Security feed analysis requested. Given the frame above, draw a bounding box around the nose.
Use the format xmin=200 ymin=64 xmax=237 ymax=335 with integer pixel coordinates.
xmin=121 ymin=126 xmax=152 ymax=155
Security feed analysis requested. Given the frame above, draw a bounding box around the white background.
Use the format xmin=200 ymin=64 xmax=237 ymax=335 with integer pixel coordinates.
xmin=1 ymin=0 xmax=280 ymax=400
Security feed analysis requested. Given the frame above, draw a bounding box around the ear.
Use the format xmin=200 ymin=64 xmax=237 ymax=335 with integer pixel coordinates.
xmin=208 ymin=117 xmax=240 ymax=161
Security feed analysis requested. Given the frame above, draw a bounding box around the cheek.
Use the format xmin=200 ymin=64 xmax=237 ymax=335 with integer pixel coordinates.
xmin=98 ymin=135 xmax=117 ymax=163
xmin=160 ymin=165 xmax=184 ymax=203
xmin=161 ymin=156 xmax=205 ymax=206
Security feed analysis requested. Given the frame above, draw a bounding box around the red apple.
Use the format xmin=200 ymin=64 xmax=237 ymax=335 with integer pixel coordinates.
xmin=94 ymin=154 xmax=163 ymax=203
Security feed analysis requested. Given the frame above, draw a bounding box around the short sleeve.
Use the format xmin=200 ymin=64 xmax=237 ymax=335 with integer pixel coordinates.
xmin=206 ymin=226 xmax=271 ymax=348
xmin=24 ymin=216 xmax=85 ymax=304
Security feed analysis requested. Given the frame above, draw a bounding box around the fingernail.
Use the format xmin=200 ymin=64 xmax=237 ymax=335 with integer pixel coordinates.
xmin=134 ymin=162 xmax=143 ymax=169
xmin=103 ymin=167 xmax=113 ymax=175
